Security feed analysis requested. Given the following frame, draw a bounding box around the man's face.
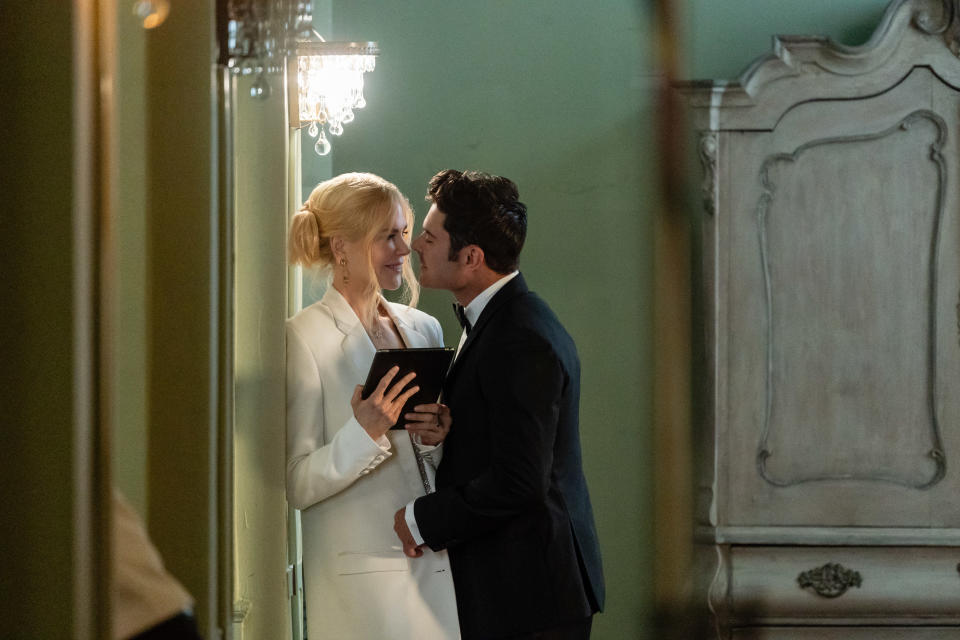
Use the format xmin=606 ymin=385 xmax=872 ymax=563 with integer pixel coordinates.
xmin=412 ymin=204 xmax=463 ymax=291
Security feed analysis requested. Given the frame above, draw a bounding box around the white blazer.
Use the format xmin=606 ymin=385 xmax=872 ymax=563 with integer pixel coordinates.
xmin=286 ymin=286 xmax=460 ymax=640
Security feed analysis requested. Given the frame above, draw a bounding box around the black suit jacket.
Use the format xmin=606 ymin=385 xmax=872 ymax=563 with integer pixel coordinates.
xmin=414 ymin=274 xmax=605 ymax=639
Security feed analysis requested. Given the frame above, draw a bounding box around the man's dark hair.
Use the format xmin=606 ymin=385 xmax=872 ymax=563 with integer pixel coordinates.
xmin=426 ymin=169 xmax=527 ymax=274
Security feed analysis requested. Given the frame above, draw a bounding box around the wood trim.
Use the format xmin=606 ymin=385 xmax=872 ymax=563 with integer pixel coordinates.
xmin=75 ymin=0 xmax=111 ymax=636
xmin=653 ymin=0 xmax=695 ymax=619
xmin=702 ymin=526 xmax=960 ymax=546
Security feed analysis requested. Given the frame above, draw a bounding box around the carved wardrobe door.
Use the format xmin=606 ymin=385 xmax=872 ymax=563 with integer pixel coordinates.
xmin=684 ymin=1 xmax=960 ymax=637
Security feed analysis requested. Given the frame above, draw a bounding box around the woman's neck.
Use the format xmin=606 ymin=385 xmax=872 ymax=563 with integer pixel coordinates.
xmin=333 ymin=280 xmax=380 ymax=325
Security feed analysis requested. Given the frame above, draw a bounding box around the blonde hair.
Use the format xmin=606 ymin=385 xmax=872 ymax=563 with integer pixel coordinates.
xmin=289 ymin=173 xmax=420 ymax=319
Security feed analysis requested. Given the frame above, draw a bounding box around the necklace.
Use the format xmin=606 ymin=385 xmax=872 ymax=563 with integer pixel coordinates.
xmin=369 ymin=313 xmax=385 ymax=342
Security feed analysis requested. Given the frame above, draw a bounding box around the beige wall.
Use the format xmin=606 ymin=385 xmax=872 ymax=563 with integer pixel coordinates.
xmin=231 ymin=74 xmax=293 ymax=640
xmin=111 ymin=0 xmax=149 ymax=518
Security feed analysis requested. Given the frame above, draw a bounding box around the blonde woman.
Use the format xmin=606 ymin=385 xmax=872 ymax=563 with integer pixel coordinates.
xmin=286 ymin=173 xmax=459 ymax=639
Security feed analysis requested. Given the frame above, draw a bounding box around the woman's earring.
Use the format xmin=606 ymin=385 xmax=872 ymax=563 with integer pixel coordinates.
xmin=339 ymin=256 xmax=350 ymax=284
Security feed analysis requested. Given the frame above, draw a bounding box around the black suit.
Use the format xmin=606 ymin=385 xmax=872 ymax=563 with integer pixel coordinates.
xmin=414 ymin=274 xmax=605 ymax=640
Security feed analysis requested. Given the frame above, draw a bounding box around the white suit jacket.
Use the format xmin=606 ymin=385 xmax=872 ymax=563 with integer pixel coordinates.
xmin=286 ymin=286 xmax=460 ymax=639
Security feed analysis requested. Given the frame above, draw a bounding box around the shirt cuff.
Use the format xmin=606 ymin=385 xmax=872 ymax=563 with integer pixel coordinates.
xmin=404 ymin=501 xmax=425 ymax=546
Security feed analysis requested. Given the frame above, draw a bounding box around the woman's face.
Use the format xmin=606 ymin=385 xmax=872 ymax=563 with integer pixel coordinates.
xmin=343 ymin=204 xmax=411 ymax=292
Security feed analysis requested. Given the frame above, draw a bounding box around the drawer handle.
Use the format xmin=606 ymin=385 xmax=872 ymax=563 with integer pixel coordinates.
xmin=797 ymin=562 xmax=862 ymax=598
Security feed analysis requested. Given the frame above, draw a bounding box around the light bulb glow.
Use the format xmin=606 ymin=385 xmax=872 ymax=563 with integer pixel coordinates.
xmin=297 ymin=53 xmax=376 ymax=154
xmin=133 ymin=0 xmax=170 ymax=29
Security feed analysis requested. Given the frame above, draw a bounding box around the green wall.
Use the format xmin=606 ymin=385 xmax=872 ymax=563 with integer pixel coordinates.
xmin=112 ymin=0 xmax=149 ymax=518
xmin=686 ymin=0 xmax=890 ymax=79
xmin=305 ymin=1 xmax=900 ymax=637
xmin=325 ymin=2 xmax=654 ymax=637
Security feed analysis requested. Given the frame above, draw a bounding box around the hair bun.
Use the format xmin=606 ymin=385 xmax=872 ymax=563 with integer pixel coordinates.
xmin=289 ymin=206 xmax=323 ymax=267
xmin=300 ymin=205 xmax=322 ymax=233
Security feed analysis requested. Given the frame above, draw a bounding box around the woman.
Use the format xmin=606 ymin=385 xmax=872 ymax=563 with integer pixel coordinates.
xmin=286 ymin=173 xmax=459 ymax=639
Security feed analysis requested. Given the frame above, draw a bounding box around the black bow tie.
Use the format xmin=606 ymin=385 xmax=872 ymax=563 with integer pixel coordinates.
xmin=452 ymin=303 xmax=472 ymax=334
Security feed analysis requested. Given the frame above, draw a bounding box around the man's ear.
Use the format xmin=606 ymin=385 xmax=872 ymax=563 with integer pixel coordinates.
xmin=461 ymin=245 xmax=486 ymax=271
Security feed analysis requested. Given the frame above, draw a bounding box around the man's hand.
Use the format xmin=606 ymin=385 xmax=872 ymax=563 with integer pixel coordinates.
xmin=405 ymin=402 xmax=452 ymax=446
xmin=394 ymin=507 xmax=424 ymax=558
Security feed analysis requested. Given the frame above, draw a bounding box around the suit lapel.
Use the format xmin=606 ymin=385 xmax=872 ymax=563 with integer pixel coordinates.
xmin=321 ymin=286 xmax=375 ymax=383
xmin=444 ymin=273 xmax=529 ymax=393
xmin=382 ymin=302 xmax=431 ymax=348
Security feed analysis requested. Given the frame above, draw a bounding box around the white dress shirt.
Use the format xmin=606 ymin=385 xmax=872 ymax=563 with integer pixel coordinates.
xmin=404 ymin=271 xmax=520 ymax=545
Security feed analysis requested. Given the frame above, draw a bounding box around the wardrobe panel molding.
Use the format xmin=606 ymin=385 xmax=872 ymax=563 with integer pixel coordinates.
xmin=682 ymin=0 xmax=960 ymax=635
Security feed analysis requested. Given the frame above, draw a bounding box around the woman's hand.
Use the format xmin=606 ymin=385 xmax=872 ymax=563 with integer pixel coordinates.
xmin=404 ymin=403 xmax=451 ymax=446
xmin=351 ymin=366 xmax=420 ymax=441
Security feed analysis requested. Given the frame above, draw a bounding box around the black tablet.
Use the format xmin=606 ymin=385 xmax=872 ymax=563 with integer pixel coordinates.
xmin=360 ymin=347 xmax=456 ymax=429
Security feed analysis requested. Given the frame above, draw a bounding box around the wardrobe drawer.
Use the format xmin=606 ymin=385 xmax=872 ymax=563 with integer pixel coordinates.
xmin=729 ymin=546 xmax=960 ymax=624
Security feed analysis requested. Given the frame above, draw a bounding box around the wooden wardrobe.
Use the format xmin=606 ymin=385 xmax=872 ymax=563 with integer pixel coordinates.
xmin=682 ymin=0 xmax=960 ymax=636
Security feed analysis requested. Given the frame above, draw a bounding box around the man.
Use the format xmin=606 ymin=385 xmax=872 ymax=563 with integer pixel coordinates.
xmin=395 ymin=170 xmax=604 ymax=639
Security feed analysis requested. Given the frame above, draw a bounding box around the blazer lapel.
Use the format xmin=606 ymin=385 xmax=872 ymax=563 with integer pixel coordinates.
xmin=382 ymin=302 xmax=431 ymax=348
xmin=321 ymin=286 xmax=375 ymax=383
xmin=444 ymin=273 xmax=529 ymax=392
